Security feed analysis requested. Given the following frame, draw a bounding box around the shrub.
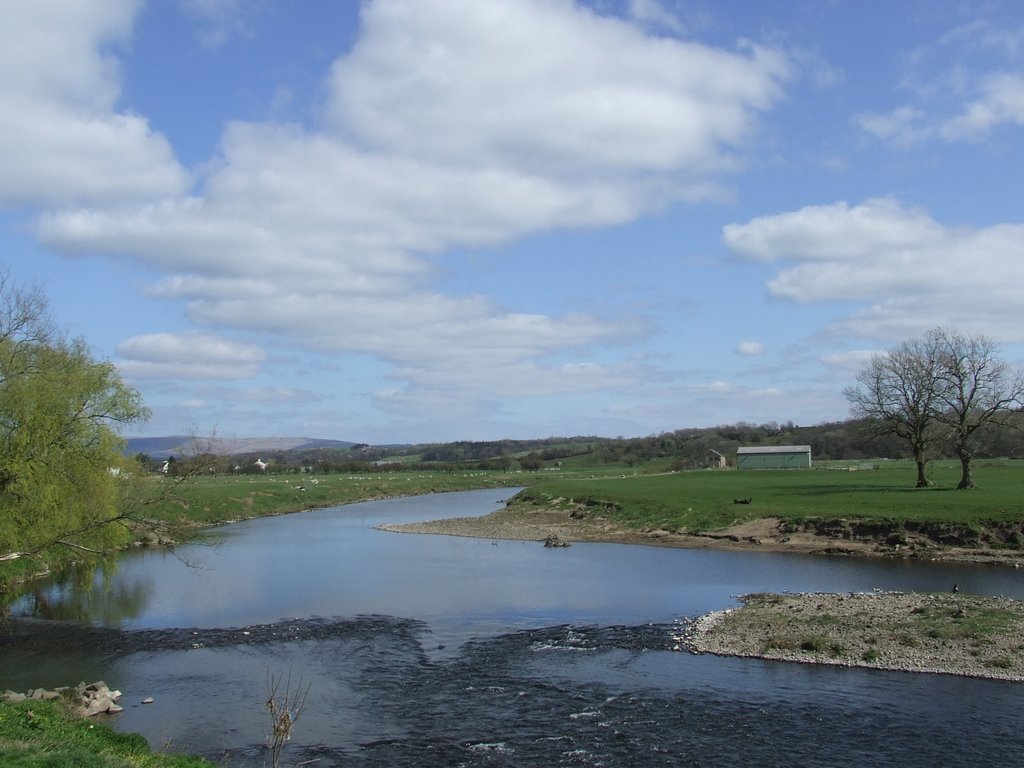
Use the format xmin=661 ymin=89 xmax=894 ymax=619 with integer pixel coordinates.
xmin=800 ymin=635 xmax=829 ymax=653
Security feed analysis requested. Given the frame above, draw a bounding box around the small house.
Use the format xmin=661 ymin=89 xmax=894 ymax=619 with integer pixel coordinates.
xmin=706 ymin=449 xmax=727 ymax=469
xmin=736 ymin=445 xmax=811 ymax=470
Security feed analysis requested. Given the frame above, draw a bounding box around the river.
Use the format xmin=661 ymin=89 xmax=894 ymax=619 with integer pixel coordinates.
xmin=3 ymin=488 xmax=1023 ymax=766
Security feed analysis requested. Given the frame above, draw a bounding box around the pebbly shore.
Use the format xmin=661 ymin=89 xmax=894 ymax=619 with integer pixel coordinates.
xmin=680 ymin=591 xmax=1024 ymax=682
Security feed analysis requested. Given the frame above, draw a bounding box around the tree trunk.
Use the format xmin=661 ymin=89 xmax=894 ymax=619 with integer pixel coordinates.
xmin=956 ymin=446 xmax=975 ymax=489
xmin=914 ymin=458 xmax=930 ymax=488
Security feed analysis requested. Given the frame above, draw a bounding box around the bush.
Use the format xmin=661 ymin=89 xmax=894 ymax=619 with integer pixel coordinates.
xmin=800 ymin=635 xmax=829 ymax=652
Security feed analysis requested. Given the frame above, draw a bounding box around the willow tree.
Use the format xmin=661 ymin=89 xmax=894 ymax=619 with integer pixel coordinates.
xmin=844 ymin=334 xmax=944 ymax=488
xmin=0 ymin=276 xmax=149 ymax=577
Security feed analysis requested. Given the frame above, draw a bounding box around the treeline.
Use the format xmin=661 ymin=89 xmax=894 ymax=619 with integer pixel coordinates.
xmin=418 ymin=437 xmax=601 ymax=463
xmin=593 ymin=414 xmax=1024 ymax=468
xmin=140 ymin=414 xmax=1024 ymax=478
xmin=592 ymin=420 xmax=889 ymax=467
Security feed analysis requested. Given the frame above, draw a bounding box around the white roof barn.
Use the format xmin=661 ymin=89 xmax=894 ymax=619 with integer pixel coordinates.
xmin=736 ymin=445 xmax=811 ymax=470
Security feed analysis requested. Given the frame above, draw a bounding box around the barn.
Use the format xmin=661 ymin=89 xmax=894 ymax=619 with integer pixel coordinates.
xmin=736 ymin=445 xmax=812 ymax=470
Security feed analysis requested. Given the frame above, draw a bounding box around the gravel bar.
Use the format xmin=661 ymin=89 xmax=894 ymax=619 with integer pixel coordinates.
xmin=682 ymin=591 xmax=1024 ymax=681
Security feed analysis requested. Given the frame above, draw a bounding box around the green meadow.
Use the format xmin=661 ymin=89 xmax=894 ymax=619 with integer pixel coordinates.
xmin=511 ymin=459 xmax=1024 ymax=534
xmin=137 ymin=470 xmax=523 ymax=528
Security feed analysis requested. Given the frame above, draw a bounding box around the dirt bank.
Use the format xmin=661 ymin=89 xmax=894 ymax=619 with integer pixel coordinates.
xmin=681 ymin=591 xmax=1024 ymax=682
xmin=378 ymin=502 xmax=1024 ymax=566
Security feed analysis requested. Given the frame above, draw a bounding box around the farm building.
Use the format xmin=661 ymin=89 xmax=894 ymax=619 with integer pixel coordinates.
xmin=736 ymin=445 xmax=812 ymax=470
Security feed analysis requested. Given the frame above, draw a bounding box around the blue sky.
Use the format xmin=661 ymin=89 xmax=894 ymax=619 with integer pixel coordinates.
xmin=3 ymin=0 xmax=1024 ymax=444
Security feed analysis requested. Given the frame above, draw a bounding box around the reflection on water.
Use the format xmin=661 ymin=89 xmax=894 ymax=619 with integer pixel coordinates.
xmin=19 ymin=574 xmax=154 ymax=624
xmin=12 ymin=489 xmax=1022 ymax=638
xmin=3 ymin=489 xmax=1024 ymax=766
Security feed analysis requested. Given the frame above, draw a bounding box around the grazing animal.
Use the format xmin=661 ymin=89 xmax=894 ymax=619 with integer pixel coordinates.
xmin=733 ymin=497 xmax=752 ymax=505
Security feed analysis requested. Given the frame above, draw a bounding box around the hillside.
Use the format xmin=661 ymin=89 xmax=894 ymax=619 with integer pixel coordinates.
xmin=125 ymin=436 xmax=356 ymax=457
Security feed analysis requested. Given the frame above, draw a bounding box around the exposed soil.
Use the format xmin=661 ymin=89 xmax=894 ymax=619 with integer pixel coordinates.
xmin=378 ymin=503 xmax=1024 ymax=566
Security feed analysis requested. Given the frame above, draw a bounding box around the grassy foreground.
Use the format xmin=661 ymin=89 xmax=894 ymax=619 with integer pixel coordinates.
xmin=0 ymin=699 xmax=212 ymax=768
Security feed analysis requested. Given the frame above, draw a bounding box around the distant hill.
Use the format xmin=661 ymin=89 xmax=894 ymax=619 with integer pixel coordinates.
xmin=125 ymin=436 xmax=356 ymax=458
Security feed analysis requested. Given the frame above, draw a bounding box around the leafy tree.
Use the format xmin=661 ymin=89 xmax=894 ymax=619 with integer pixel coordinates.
xmin=0 ymin=275 xmax=149 ymax=580
xmin=930 ymin=329 xmax=1024 ymax=489
xmin=844 ymin=334 xmax=945 ymax=487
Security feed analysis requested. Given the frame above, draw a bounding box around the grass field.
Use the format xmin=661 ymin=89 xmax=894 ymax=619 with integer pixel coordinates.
xmin=511 ymin=459 xmax=1024 ymax=534
xmin=137 ymin=470 xmax=524 ymax=527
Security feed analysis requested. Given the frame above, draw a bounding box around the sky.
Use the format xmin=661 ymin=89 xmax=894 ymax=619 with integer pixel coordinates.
xmin=3 ymin=0 xmax=1024 ymax=444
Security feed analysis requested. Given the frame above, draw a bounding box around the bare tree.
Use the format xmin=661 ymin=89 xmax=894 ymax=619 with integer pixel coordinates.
xmin=844 ymin=335 xmax=944 ymax=487
xmin=265 ymin=669 xmax=310 ymax=768
xmin=930 ymin=329 xmax=1024 ymax=489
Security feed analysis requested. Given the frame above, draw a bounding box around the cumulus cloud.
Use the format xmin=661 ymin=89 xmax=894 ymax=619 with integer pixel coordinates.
xmin=723 ymin=197 xmax=1024 ymax=341
xmin=117 ymin=332 xmax=266 ymax=379
xmin=735 ymin=340 xmax=764 ymax=356
xmin=0 ymin=1 xmax=187 ymax=206
xmin=37 ymin=0 xmax=792 ymax=396
xmin=325 ymin=0 xmax=789 ymax=177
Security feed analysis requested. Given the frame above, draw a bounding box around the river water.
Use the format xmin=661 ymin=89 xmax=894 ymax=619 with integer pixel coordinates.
xmin=3 ymin=488 xmax=1023 ymax=766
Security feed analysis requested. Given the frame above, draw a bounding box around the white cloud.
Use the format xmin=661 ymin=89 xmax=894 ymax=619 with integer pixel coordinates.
xmin=858 ymin=18 xmax=1024 ymax=146
xmin=735 ymin=340 xmax=764 ymax=356
xmin=325 ymin=0 xmax=790 ymax=177
xmin=854 ymin=106 xmax=931 ymax=145
xmin=117 ymin=332 xmax=265 ymax=380
xmin=723 ymin=198 xmax=1024 ymax=341
xmin=723 ymin=198 xmax=945 ymax=262
xmin=35 ymin=0 xmax=792 ymax=410
xmin=0 ymin=1 xmax=187 ymax=206
xmin=195 ymin=386 xmax=321 ymax=404
xmin=628 ymin=0 xmax=685 ymax=34
xmin=940 ymin=73 xmax=1024 ymax=140
xmin=821 ymin=350 xmax=879 ymax=370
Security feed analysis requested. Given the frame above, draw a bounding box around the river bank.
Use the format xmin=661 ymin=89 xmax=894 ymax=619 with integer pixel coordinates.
xmin=378 ymin=500 xmax=1024 ymax=566
xmin=681 ymin=591 xmax=1024 ymax=682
